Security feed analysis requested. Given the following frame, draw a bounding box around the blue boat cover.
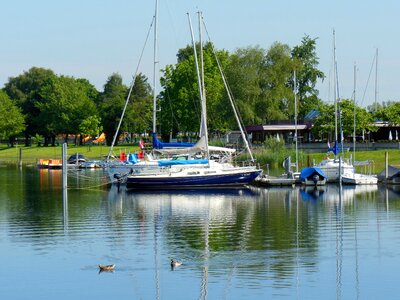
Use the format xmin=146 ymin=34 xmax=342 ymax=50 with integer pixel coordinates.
xmin=152 ymin=133 xmax=195 ymax=149
xmin=158 ymin=159 xmax=209 ymax=167
xmin=300 ymin=167 xmax=327 ymax=181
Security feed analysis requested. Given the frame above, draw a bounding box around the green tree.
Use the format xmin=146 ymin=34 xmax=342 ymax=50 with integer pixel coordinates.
xmin=312 ymin=100 xmax=376 ymax=141
xmin=4 ymin=67 xmax=57 ymax=145
xmin=37 ymin=76 xmax=98 ymax=146
xmin=97 ymin=73 xmax=128 ymax=146
xmin=225 ymin=46 xmax=265 ymax=125
xmin=123 ymin=73 xmax=153 ymax=135
xmin=159 ymin=42 xmax=226 ymax=138
xmin=372 ymin=101 xmax=400 ymax=124
xmin=291 ymin=36 xmax=325 ymax=119
xmin=0 ymin=90 xmax=25 ymax=145
xmin=262 ymin=42 xmax=295 ymax=122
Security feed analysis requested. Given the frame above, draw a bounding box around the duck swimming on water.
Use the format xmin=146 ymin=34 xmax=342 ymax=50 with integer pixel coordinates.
xmin=98 ymin=264 xmax=115 ymax=272
xmin=170 ymin=259 xmax=182 ymax=269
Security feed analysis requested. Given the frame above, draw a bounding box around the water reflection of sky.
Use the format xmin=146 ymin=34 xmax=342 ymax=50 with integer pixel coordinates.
xmin=1 ymin=166 xmax=400 ymax=299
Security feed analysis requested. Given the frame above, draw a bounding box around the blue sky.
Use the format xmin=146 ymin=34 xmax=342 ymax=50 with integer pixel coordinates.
xmin=1 ymin=0 xmax=399 ymax=107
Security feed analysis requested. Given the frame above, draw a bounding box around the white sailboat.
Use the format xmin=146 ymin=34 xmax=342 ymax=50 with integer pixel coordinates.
xmin=315 ymin=30 xmax=355 ymax=182
xmin=341 ymin=62 xmax=377 ymax=185
xmin=125 ymin=12 xmax=262 ymax=189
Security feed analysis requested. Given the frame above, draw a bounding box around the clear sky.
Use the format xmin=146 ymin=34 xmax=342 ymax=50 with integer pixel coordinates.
xmin=1 ymin=0 xmax=399 ymax=107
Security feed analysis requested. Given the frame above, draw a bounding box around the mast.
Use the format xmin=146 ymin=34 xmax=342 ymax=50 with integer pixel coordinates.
xmin=333 ymin=29 xmax=338 ymax=143
xmin=353 ymin=63 xmax=357 ymax=162
xmin=152 ymin=0 xmax=159 ymax=135
xmin=188 ymin=13 xmax=209 ymax=160
xmin=198 ymin=11 xmax=206 ymax=139
xmin=374 ymin=48 xmax=378 ymax=110
xmin=294 ymin=69 xmax=298 ymax=173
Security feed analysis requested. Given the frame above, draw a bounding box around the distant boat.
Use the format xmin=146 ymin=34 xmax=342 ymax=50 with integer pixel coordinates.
xmin=342 ymin=172 xmax=378 ymax=185
xmin=377 ymin=165 xmax=400 ymax=184
xmin=300 ymin=167 xmax=327 ymax=186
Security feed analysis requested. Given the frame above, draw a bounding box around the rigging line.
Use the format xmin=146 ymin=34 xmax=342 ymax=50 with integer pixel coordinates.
xmin=202 ymin=19 xmax=254 ymax=161
xmin=201 ymin=20 xmax=248 ymax=138
xmin=361 ymin=52 xmax=377 ymax=107
xmin=106 ymin=16 xmax=155 ymax=161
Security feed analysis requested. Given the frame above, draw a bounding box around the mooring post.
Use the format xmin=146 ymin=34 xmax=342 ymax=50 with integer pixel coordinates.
xmin=385 ymin=151 xmax=388 ymax=184
xmin=62 ymin=143 xmax=68 ymax=190
xmin=18 ymin=147 xmax=22 ymax=168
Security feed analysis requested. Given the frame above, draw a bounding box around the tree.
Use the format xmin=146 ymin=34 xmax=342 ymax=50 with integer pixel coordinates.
xmin=4 ymin=67 xmax=57 ymax=145
xmin=225 ymin=46 xmax=265 ymax=125
xmin=291 ymin=36 xmax=325 ymax=118
xmin=262 ymin=42 xmax=295 ymax=122
xmin=37 ymin=76 xmax=98 ymax=146
xmin=123 ymin=73 xmax=153 ymax=135
xmin=372 ymin=101 xmax=400 ymax=124
xmin=97 ymin=73 xmax=128 ymax=146
xmin=312 ymin=99 xmax=376 ymax=141
xmin=0 ymin=90 xmax=25 ymax=145
xmin=159 ymin=42 xmax=226 ymax=138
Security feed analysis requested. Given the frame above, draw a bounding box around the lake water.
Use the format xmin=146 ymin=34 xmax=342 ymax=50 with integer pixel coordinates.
xmin=1 ymin=165 xmax=400 ymax=299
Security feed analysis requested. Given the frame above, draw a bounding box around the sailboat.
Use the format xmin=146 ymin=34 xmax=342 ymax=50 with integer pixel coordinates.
xmin=314 ymin=30 xmax=355 ymax=182
xmin=125 ymin=12 xmax=262 ymax=189
xmin=341 ymin=62 xmax=377 ymax=185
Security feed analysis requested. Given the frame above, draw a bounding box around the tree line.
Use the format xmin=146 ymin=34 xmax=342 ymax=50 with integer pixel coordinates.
xmin=1 ymin=35 xmax=399 ymax=147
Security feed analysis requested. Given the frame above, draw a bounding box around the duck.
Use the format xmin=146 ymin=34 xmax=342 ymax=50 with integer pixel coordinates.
xmin=98 ymin=264 xmax=115 ymax=272
xmin=170 ymin=259 xmax=183 ymax=268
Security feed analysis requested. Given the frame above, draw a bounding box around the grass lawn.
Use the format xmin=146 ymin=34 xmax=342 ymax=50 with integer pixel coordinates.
xmin=0 ymin=143 xmax=140 ymax=164
xmin=0 ymin=143 xmax=398 ymax=175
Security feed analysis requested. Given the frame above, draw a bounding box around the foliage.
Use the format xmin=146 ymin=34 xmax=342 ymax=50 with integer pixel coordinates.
xmin=37 ymin=75 xmax=98 ymax=144
xmin=79 ymin=115 xmax=103 ymax=140
xmin=3 ymin=67 xmax=57 ymax=144
xmin=0 ymin=90 xmax=25 ymax=142
xmin=291 ymin=35 xmax=325 ymax=118
xmin=97 ymin=73 xmax=128 ymax=146
xmin=159 ymin=42 xmax=227 ymax=137
xmin=312 ymin=99 xmax=377 ymax=141
xmin=123 ymin=73 xmax=153 ymax=134
xmin=372 ymin=101 xmax=400 ymax=124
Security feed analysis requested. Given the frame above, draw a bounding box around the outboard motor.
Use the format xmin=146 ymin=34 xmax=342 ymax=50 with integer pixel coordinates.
xmin=312 ymin=174 xmax=320 ymax=185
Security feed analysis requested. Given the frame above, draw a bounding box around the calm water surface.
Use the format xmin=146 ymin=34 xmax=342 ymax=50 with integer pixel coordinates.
xmin=1 ymin=165 xmax=400 ymax=299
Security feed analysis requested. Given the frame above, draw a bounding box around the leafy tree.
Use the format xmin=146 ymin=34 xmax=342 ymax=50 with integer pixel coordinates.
xmin=97 ymin=73 xmax=128 ymax=146
xmin=4 ymin=67 xmax=57 ymax=145
xmin=312 ymin=99 xmax=376 ymax=141
xmin=37 ymin=76 xmax=98 ymax=145
xmin=123 ymin=73 xmax=153 ymax=135
xmin=262 ymin=42 xmax=295 ymax=121
xmin=0 ymin=90 xmax=25 ymax=145
xmin=225 ymin=46 xmax=265 ymax=125
xmin=372 ymin=101 xmax=400 ymax=124
xmin=159 ymin=42 xmax=226 ymax=138
xmin=291 ymin=36 xmax=325 ymax=119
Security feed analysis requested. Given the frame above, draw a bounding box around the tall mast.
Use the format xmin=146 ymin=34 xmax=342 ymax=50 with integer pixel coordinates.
xmin=152 ymin=0 xmax=159 ymax=134
xmin=353 ymin=63 xmax=357 ymax=162
xmin=188 ymin=13 xmax=209 ymax=160
xmin=198 ymin=11 xmax=206 ymax=139
xmin=294 ymin=69 xmax=298 ymax=173
xmin=333 ymin=29 xmax=338 ymax=143
xmin=374 ymin=48 xmax=378 ymax=110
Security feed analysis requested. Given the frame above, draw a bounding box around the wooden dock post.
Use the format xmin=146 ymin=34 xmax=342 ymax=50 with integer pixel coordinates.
xmin=385 ymin=151 xmax=389 ymax=184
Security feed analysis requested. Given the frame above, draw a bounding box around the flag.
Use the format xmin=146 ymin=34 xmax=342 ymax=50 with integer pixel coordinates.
xmin=389 ymin=130 xmax=393 ymax=141
xmin=139 ymin=139 xmax=144 ymax=150
xmin=327 ymin=140 xmax=331 ymax=149
xmin=396 ymin=130 xmax=399 ymax=141
xmin=276 ymin=133 xmax=280 ymax=142
xmin=328 ymin=141 xmax=340 ymax=156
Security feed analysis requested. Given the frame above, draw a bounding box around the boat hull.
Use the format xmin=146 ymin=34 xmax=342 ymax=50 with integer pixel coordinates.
xmin=126 ymin=169 xmax=262 ymax=189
